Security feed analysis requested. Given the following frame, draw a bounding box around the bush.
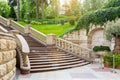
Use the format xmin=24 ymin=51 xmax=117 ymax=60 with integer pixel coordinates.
xmin=93 ymin=46 xmax=111 ymax=52
xmin=24 ymin=20 xmax=31 ymax=24
xmin=69 ymin=19 xmax=75 ymax=25
xmin=60 ymin=20 xmax=64 ymax=25
xmin=30 ymin=21 xmax=41 ymax=25
xmin=0 ymin=1 xmax=10 ymax=18
xmin=104 ymin=53 xmax=120 ymax=68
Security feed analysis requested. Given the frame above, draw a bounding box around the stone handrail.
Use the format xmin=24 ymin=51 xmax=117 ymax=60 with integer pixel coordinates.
xmin=0 ymin=16 xmax=47 ymax=43
xmin=16 ymin=34 xmax=30 ymax=53
xmin=30 ymin=28 xmax=47 ymax=43
xmin=0 ymin=16 xmax=92 ymax=62
xmin=11 ymin=30 xmax=30 ymax=74
xmin=11 ymin=20 xmax=24 ymax=33
xmin=0 ymin=25 xmax=8 ymax=32
xmin=0 ymin=16 xmax=7 ymax=25
xmin=55 ymin=38 xmax=92 ymax=61
xmin=0 ymin=24 xmax=30 ymax=74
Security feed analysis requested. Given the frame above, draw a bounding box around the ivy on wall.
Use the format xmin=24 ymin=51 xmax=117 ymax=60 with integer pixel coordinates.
xmin=75 ymin=6 xmax=120 ymax=31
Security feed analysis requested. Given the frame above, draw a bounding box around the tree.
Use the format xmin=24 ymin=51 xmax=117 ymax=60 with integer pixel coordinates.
xmin=17 ymin=0 xmax=20 ymax=20
xmin=40 ymin=0 xmax=49 ymax=18
xmin=105 ymin=20 xmax=120 ymax=54
xmin=9 ymin=6 xmax=16 ymax=19
xmin=21 ymin=0 xmax=26 ymax=19
xmin=51 ymin=0 xmax=60 ymax=17
xmin=7 ymin=0 xmax=17 ymax=20
xmin=82 ymin=0 xmax=107 ymax=14
xmin=69 ymin=0 xmax=81 ymax=16
xmin=36 ymin=0 xmax=39 ymax=19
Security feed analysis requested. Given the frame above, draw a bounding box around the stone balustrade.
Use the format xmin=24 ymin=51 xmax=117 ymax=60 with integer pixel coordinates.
xmin=55 ymin=37 xmax=92 ymax=61
xmin=0 ymin=33 xmax=16 ymax=80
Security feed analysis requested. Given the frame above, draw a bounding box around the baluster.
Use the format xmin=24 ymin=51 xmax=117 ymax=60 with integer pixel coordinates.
xmin=59 ymin=39 xmax=60 ymax=47
xmin=64 ymin=42 xmax=66 ymax=50
xmin=71 ymin=44 xmax=73 ymax=52
xmin=22 ymin=53 xmax=28 ymax=67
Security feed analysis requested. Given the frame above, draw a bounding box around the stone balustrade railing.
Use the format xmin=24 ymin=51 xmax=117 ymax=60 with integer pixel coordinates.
xmin=0 ymin=16 xmax=93 ymax=62
xmin=0 ymin=33 xmax=16 ymax=80
xmin=0 ymin=16 xmax=47 ymax=44
xmin=30 ymin=28 xmax=47 ymax=43
xmin=56 ymin=38 xmax=92 ymax=61
xmin=0 ymin=24 xmax=31 ymax=74
xmin=15 ymin=33 xmax=30 ymax=74
xmin=0 ymin=16 xmax=7 ymax=25
xmin=11 ymin=20 xmax=25 ymax=33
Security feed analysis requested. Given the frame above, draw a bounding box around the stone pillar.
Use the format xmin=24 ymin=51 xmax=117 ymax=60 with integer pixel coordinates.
xmin=24 ymin=24 xmax=31 ymax=34
xmin=7 ymin=18 xmax=12 ymax=27
xmin=0 ymin=33 xmax=16 ymax=80
xmin=46 ymin=34 xmax=56 ymax=46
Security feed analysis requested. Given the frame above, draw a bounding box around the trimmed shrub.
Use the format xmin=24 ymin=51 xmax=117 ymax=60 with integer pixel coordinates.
xmin=30 ymin=21 xmax=41 ymax=25
xmin=69 ymin=19 xmax=75 ymax=25
xmin=104 ymin=53 xmax=120 ymax=68
xmin=60 ymin=20 xmax=64 ymax=25
xmin=93 ymin=46 xmax=111 ymax=52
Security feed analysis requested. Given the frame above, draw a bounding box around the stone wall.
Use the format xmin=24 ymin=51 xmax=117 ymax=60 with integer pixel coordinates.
xmin=63 ymin=25 xmax=111 ymax=49
xmin=0 ymin=33 xmax=16 ymax=80
xmin=63 ymin=29 xmax=87 ymax=45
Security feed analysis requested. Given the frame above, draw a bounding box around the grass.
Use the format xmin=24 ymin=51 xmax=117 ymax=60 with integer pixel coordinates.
xmin=18 ymin=21 xmax=73 ymax=37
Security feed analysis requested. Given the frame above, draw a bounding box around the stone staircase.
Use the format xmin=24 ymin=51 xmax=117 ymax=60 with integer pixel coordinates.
xmin=23 ymin=35 xmax=90 ymax=72
xmin=0 ymin=23 xmax=90 ymax=73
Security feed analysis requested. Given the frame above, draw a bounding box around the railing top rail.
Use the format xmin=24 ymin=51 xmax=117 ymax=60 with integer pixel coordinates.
xmin=16 ymin=34 xmax=30 ymax=53
xmin=57 ymin=38 xmax=91 ymax=51
xmin=0 ymin=25 xmax=8 ymax=32
xmin=31 ymin=28 xmax=47 ymax=37
xmin=11 ymin=20 xmax=25 ymax=28
xmin=0 ymin=16 xmax=7 ymax=20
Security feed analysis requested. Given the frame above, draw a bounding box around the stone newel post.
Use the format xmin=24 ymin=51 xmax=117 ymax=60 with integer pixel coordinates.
xmin=46 ymin=34 xmax=56 ymax=46
xmin=7 ymin=18 xmax=12 ymax=27
xmin=24 ymin=24 xmax=31 ymax=34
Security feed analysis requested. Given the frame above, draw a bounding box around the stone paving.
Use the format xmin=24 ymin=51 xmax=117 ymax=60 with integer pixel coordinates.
xmin=16 ymin=63 xmax=120 ymax=80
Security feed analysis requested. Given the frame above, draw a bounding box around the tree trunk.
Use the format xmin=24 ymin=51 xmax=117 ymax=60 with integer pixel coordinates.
xmin=36 ymin=0 xmax=39 ymax=19
xmin=113 ymin=36 xmax=120 ymax=54
xmin=41 ymin=0 xmax=45 ymax=18
xmin=17 ymin=0 xmax=20 ymax=20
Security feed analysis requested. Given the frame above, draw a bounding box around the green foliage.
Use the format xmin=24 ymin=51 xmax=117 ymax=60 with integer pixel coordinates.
xmin=105 ymin=19 xmax=120 ymax=41
xmin=93 ymin=46 xmax=111 ymax=52
xmin=0 ymin=1 xmax=10 ymax=18
xmin=74 ymin=6 xmax=120 ymax=32
xmin=30 ymin=21 xmax=41 ymax=25
xmin=104 ymin=53 xmax=120 ymax=68
xmin=103 ymin=0 xmax=120 ymax=8
xmin=82 ymin=0 xmax=107 ymax=14
xmin=64 ymin=0 xmax=120 ymax=35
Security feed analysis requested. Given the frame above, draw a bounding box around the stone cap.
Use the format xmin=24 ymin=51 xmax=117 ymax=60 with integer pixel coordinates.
xmin=9 ymin=30 xmax=20 ymax=34
xmin=0 ymin=32 xmax=14 ymax=38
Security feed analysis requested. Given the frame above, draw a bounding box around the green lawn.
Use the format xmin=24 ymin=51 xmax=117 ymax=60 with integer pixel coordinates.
xmin=18 ymin=21 xmax=73 ymax=36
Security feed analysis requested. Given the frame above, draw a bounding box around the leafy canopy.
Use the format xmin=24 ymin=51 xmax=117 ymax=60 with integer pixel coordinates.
xmin=105 ymin=19 xmax=120 ymax=41
xmin=67 ymin=0 xmax=120 ymax=34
